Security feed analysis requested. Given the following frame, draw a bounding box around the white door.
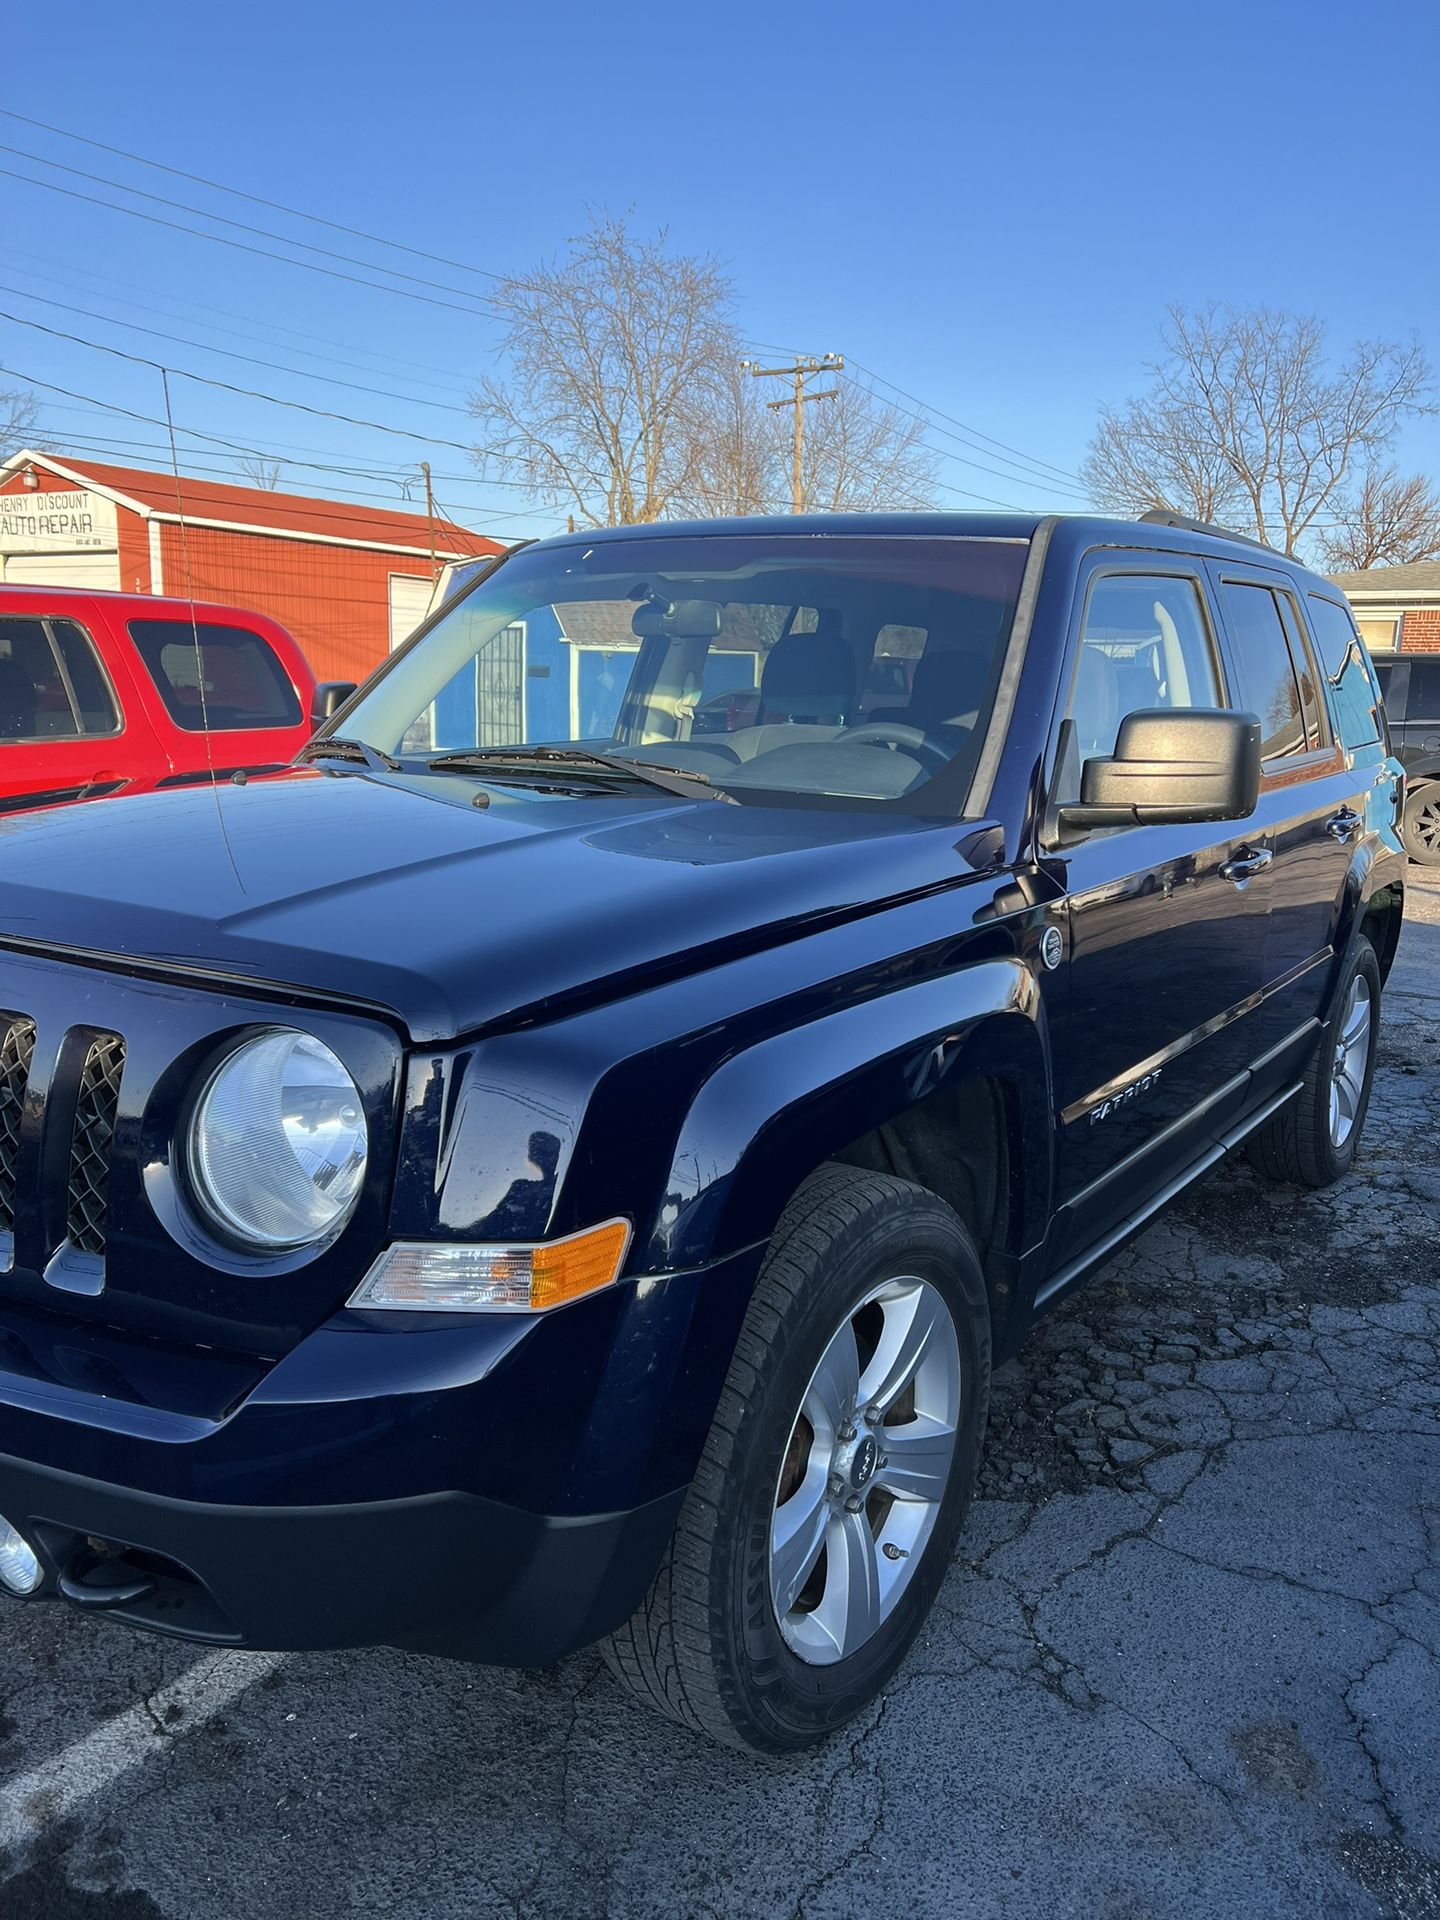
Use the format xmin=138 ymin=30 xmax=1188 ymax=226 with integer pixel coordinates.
xmin=388 ymin=572 xmax=435 ymax=649
xmin=1 ymin=549 xmax=121 ymax=589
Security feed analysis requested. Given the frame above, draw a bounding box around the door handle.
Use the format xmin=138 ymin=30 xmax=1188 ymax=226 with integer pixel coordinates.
xmin=1325 ymin=808 xmax=1362 ymax=844
xmin=1219 ymin=846 xmax=1273 ymax=885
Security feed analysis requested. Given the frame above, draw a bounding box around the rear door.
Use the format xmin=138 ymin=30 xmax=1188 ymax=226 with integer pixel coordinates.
xmin=1209 ymin=569 xmax=1367 ymax=1095
xmin=0 ymin=606 xmax=149 ymax=810
xmin=1042 ymin=557 xmax=1269 ymax=1264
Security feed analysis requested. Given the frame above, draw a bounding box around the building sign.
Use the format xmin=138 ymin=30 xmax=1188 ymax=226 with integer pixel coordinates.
xmin=0 ymin=488 xmax=119 ymax=554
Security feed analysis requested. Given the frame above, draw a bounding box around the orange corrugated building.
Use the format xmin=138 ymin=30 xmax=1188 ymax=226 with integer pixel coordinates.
xmin=0 ymin=451 xmax=505 ymax=685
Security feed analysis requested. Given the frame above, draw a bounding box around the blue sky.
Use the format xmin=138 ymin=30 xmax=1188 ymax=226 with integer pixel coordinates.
xmin=3 ymin=0 xmax=1437 ymax=541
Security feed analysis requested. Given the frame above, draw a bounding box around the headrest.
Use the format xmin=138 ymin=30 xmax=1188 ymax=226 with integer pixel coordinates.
xmin=760 ymin=619 xmax=855 ymax=723
xmin=907 ymin=648 xmax=989 ymax=726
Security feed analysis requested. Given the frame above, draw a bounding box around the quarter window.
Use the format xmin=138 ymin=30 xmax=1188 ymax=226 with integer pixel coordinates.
xmin=0 ymin=616 xmax=119 ymax=741
xmin=1218 ymin=583 xmax=1307 ymax=761
xmin=128 ymin=621 xmax=302 ymax=732
xmin=1056 ymin=574 xmax=1223 ymax=803
xmin=1305 ymin=595 xmax=1383 ymax=749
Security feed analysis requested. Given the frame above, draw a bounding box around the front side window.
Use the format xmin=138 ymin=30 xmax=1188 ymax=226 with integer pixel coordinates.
xmin=338 ymin=534 xmax=1030 ymax=812
xmin=1306 ymin=595 xmax=1383 ymax=749
xmin=1055 ymin=574 xmax=1223 ymax=804
xmin=128 ymin=621 xmax=302 ymax=733
xmin=0 ymin=616 xmax=119 ymax=742
xmin=1218 ymin=583 xmax=1307 ymax=761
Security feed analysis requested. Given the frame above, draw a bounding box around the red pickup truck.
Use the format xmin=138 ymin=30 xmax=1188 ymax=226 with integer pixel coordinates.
xmin=0 ymin=586 xmax=345 ymax=812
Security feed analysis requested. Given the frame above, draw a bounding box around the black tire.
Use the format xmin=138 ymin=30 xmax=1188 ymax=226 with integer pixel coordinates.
xmin=602 ymin=1166 xmax=990 ymax=1752
xmin=1402 ymin=785 xmax=1440 ymax=866
xmin=1247 ymin=938 xmax=1381 ymax=1188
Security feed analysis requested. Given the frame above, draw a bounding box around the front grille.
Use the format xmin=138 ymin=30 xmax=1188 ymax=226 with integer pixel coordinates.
xmin=66 ymin=1033 xmax=125 ymax=1257
xmin=0 ymin=1014 xmax=36 ymax=1244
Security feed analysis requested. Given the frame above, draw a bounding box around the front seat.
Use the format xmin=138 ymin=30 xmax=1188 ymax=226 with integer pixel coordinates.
xmin=727 ymin=616 xmax=856 ymax=761
xmin=900 ymin=647 xmax=991 ymax=733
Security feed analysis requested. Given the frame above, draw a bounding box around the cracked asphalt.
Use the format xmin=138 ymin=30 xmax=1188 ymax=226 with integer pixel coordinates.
xmin=2 ymin=878 xmax=1437 ymax=1920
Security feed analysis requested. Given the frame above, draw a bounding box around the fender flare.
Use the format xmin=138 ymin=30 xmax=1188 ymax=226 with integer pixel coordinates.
xmin=647 ymin=956 xmax=1052 ymax=1271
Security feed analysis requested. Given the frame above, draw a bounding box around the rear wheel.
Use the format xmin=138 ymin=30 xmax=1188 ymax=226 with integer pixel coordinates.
xmin=1248 ymin=938 xmax=1381 ymax=1188
xmin=602 ymin=1167 xmax=990 ymax=1751
xmin=1402 ymin=785 xmax=1440 ymax=865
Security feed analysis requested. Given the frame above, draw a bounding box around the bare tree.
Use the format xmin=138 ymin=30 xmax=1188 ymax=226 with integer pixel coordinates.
xmin=671 ymin=366 xmax=939 ymax=516
xmin=236 ymin=454 xmax=283 ymax=490
xmin=470 ymin=212 xmax=737 ymax=527
xmin=1321 ymin=466 xmax=1440 ymax=571
xmin=1083 ymin=304 xmax=1432 ymax=554
xmin=1 ymin=382 xmax=40 ymax=461
xmin=797 ymin=377 xmax=939 ymax=512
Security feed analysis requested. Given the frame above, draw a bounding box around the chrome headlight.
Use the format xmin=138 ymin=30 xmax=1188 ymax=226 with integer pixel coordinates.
xmin=188 ymin=1031 xmax=368 ymax=1250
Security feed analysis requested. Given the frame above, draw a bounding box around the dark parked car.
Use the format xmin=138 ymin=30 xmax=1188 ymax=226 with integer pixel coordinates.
xmin=0 ymin=512 xmax=1405 ymax=1751
xmin=1373 ymin=654 xmax=1440 ymax=863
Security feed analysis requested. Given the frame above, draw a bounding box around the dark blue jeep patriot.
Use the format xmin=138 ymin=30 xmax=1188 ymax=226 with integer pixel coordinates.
xmin=0 ymin=512 xmax=1405 ymax=1750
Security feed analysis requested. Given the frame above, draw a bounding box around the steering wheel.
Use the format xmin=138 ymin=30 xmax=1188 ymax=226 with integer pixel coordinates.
xmin=842 ymin=721 xmax=953 ymax=774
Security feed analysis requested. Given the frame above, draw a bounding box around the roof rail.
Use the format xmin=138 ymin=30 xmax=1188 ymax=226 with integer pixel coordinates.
xmin=1137 ymin=509 xmax=1271 ymax=553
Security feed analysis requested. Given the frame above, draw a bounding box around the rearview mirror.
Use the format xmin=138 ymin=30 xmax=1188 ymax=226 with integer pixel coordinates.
xmin=311 ymin=681 xmax=358 ymax=728
xmin=1057 ymin=708 xmax=1261 ymax=831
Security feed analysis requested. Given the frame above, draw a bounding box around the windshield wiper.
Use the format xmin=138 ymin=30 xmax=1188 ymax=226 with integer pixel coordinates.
xmin=426 ymin=745 xmax=732 ymax=803
xmin=296 ymin=736 xmax=402 ymax=774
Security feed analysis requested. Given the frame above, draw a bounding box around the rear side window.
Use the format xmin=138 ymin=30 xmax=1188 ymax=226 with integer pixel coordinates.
xmin=1305 ymin=595 xmax=1384 ymax=749
xmin=0 ymin=616 xmax=119 ymax=741
xmin=128 ymin=620 xmax=301 ymax=732
xmin=1218 ymin=583 xmax=1307 ymax=760
xmin=1408 ymin=660 xmax=1440 ymax=718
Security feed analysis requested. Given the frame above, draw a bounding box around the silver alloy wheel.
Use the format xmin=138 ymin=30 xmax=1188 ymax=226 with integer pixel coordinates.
xmin=769 ymin=1276 xmax=961 ymax=1666
xmin=1413 ymin=795 xmax=1440 ymax=859
xmin=1329 ymin=973 xmax=1373 ymax=1149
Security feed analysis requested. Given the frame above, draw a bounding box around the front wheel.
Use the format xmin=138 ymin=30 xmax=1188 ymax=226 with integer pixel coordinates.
xmin=602 ymin=1167 xmax=990 ymax=1751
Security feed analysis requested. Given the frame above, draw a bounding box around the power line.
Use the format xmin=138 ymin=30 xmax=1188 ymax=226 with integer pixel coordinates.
xmin=0 ymin=141 xmax=499 ymax=313
xmin=7 ymin=367 xmax=560 ymax=531
xmin=843 ymin=367 xmax=1088 ymax=501
xmin=0 ymin=308 xmax=483 ymax=451
xmin=0 ymin=107 xmax=503 ymax=285
xmin=845 ymin=354 xmax=1085 ymax=487
xmin=0 ymin=165 xmax=497 ymax=320
xmin=4 ymin=253 xmax=473 ymax=392
xmin=0 ymin=283 xmax=473 ymax=413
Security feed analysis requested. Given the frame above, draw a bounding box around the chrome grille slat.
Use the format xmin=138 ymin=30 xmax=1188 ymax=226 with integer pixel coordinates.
xmin=66 ymin=1032 xmax=125 ymax=1258
xmin=0 ymin=1014 xmax=36 ymax=1249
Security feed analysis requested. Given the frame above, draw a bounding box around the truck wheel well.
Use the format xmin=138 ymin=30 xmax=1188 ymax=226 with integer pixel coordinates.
xmin=829 ymin=1076 xmax=1021 ymax=1355
xmin=1360 ymin=892 xmax=1403 ymax=982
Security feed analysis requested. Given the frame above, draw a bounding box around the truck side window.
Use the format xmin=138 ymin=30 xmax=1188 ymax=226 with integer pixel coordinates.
xmin=1407 ymin=660 xmax=1440 ymax=720
xmin=1056 ymin=574 xmax=1222 ymax=803
xmin=1305 ymin=594 xmax=1384 ymax=749
xmin=0 ymin=616 xmax=119 ymax=741
xmin=1218 ymin=583 xmax=1307 ymax=761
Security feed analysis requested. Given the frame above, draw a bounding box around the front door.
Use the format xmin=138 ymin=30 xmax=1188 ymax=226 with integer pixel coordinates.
xmin=0 ymin=611 xmax=132 ymax=810
xmin=1042 ymin=561 xmax=1269 ymax=1264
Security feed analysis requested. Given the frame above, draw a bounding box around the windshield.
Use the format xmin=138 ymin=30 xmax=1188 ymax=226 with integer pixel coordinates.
xmin=338 ymin=532 xmax=1030 ymax=811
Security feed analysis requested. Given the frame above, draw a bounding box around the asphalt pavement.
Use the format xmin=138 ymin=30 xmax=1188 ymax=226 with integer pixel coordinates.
xmin=2 ymin=877 xmax=1437 ymax=1920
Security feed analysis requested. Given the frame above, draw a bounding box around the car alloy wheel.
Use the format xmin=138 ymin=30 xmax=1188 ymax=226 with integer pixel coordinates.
xmin=769 ymin=1274 xmax=961 ymax=1665
xmin=1409 ymin=792 xmax=1440 ymax=861
xmin=1329 ymin=972 xmax=1373 ymax=1150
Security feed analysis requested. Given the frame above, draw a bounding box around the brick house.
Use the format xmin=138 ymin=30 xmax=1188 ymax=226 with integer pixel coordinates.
xmin=1327 ymin=562 xmax=1440 ymax=657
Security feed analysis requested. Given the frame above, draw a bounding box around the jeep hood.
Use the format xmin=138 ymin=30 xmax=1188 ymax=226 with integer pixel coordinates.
xmin=0 ymin=770 xmax=996 ymax=1040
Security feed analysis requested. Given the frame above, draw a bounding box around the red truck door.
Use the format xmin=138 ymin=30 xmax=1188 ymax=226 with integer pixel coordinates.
xmin=0 ymin=601 xmax=167 ymax=810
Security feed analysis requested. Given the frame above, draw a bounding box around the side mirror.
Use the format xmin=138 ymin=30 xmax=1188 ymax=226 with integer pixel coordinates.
xmin=311 ymin=681 xmax=358 ymax=728
xmin=1058 ymin=708 xmax=1261 ymax=832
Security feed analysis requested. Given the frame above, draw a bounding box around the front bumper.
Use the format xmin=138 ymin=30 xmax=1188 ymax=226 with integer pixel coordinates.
xmin=0 ymin=1242 xmax=763 ymax=1662
xmin=0 ymin=1451 xmax=685 ymax=1662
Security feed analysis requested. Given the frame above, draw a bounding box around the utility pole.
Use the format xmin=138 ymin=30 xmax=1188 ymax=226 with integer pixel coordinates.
xmin=420 ymin=460 xmax=436 ymax=577
xmin=742 ymin=353 xmax=843 ymax=512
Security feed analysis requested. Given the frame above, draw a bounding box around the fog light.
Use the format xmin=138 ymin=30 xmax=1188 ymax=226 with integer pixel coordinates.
xmin=0 ymin=1516 xmax=42 ymax=1595
xmin=349 ymin=1219 xmax=632 ymax=1313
